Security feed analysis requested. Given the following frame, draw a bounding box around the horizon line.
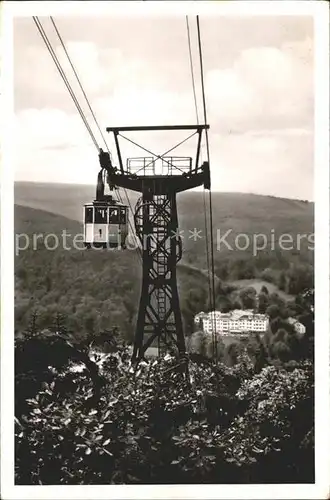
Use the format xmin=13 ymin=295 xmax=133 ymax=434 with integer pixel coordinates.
xmin=13 ymin=180 xmax=314 ymax=203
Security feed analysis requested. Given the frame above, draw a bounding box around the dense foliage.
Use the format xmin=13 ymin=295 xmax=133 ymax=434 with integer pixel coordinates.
xmin=15 ymin=288 xmax=314 ymax=485
xmin=15 ymin=338 xmax=314 ymax=485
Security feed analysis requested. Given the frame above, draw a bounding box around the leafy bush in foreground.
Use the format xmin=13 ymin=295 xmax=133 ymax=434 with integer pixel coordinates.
xmin=15 ymin=332 xmax=314 ymax=485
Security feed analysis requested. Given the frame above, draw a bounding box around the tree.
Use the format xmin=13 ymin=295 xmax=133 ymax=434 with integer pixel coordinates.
xmin=266 ymin=304 xmax=280 ymax=321
xmin=215 ymin=337 xmax=226 ymax=362
xmin=225 ymin=342 xmax=241 ymax=366
xmin=278 ymin=271 xmax=286 ymax=291
xmin=215 ymin=263 xmax=229 ymax=281
xmin=260 ymin=268 xmax=276 ymax=284
xmin=258 ymin=292 xmax=269 ymax=314
xmin=188 ymin=331 xmax=209 ymax=357
xmin=51 ymin=312 xmax=68 ymax=335
xmin=287 ymin=265 xmax=314 ymax=295
xmin=270 ymin=317 xmax=294 ymax=336
xmin=231 ymin=299 xmax=242 ymax=310
xmin=216 ymin=295 xmax=232 ymax=313
xmin=269 ymin=292 xmax=285 ymax=308
xmin=246 ymin=334 xmax=268 ymax=372
xmin=26 ymin=310 xmax=38 ymax=337
xmin=269 ymin=328 xmax=301 ymax=363
xmin=84 ymin=315 xmax=96 ymax=334
xmin=271 ymin=340 xmax=291 ymax=362
xmin=239 ymin=287 xmax=257 ymax=309
xmin=181 ymin=287 xmax=208 ymax=335
xmin=294 ymin=289 xmax=314 ymax=361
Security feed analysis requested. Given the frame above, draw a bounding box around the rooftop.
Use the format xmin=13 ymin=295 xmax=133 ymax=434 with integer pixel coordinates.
xmin=195 ymin=310 xmax=269 ymax=322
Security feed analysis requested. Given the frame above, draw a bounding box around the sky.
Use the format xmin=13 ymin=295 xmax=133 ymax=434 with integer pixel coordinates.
xmin=14 ymin=14 xmax=314 ymax=199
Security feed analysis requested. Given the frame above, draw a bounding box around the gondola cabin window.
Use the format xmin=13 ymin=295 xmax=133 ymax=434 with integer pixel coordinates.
xmin=85 ymin=206 xmax=94 ymax=223
xmin=95 ymin=207 xmax=107 ymax=224
xmin=109 ymin=207 xmax=120 ymax=224
xmin=120 ymin=208 xmax=127 ymax=224
xmin=83 ymin=202 xmax=128 ymax=249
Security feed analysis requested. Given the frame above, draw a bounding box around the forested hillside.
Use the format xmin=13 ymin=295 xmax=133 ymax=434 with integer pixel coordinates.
xmin=14 ymin=182 xmax=314 ymax=341
xmin=14 ymin=205 xmax=211 ymax=340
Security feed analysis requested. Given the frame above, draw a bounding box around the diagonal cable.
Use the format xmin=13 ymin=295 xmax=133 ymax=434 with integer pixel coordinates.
xmin=33 ymin=16 xmax=99 ymax=151
xmin=186 ymin=16 xmax=199 ymax=125
xmin=50 ymin=16 xmax=112 ymax=159
xmin=196 ymin=15 xmax=217 ymax=361
xmin=118 ymin=133 xmax=187 ymax=174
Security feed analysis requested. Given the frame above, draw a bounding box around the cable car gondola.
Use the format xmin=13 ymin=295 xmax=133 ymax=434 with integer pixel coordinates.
xmin=83 ymin=168 xmax=128 ymax=249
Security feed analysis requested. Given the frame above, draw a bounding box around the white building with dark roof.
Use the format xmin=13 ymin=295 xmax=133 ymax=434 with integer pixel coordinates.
xmin=195 ymin=309 xmax=269 ymax=336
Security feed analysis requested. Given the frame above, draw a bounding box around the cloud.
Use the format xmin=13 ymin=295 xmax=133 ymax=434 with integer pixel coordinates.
xmin=13 ymin=17 xmax=314 ymax=199
xmin=15 ymin=108 xmax=88 ymax=150
xmin=209 ymin=129 xmax=313 ymax=199
xmin=14 ymin=41 xmax=143 ymax=111
xmin=205 ymin=39 xmax=313 ymax=133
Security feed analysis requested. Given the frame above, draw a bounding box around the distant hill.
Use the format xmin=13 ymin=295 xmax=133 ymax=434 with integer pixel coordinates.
xmin=15 ymin=181 xmax=314 ymax=270
xmin=15 ymin=182 xmax=99 ymax=224
xmin=15 ymin=204 xmax=82 ymax=236
xmin=15 ymin=181 xmax=314 ymax=228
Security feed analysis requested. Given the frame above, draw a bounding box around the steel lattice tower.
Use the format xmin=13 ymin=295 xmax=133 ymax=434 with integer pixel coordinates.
xmin=99 ymin=125 xmax=210 ymax=363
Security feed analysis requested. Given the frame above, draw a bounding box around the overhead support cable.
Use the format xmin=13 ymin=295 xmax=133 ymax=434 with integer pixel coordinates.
xmin=33 ymin=16 xmax=99 ymax=151
xmin=186 ymin=16 xmax=212 ymax=320
xmin=203 ymin=190 xmax=212 ymax=307
xmin=196 ymin=15 xmax=217 ymax=361
xmin=49 ymin=16 xmax=112 ymax=159
xmin=186 ymin=15 xmax=212 ymax=352
xmin=186 ymin=16 xmax=199 ymax=125
xmin=185 ymin=16 xmax=214 ymax=354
